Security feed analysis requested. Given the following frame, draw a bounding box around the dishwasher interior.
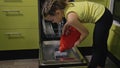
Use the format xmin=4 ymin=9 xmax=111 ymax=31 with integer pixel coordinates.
xmin=39 ymin=1 xmax=87 ymax=67
xmin=39 ymin=17 xmax=88 ymax=67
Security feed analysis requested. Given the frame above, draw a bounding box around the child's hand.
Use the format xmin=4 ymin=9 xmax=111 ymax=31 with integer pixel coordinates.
xmin=74 ymin=39 xmax=81 ymax=46
xmin=59 ymin=26 xmax=81 ymax=52
xmin=62 ymin=23 xmax=70 ymax=35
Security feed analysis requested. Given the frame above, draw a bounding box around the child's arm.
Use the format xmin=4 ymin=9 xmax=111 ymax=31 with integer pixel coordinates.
xmin=62 ymin=12 xmax=89 ymax=45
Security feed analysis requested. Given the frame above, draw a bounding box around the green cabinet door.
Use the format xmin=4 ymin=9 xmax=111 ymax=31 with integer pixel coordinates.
xmin=108 ymin=24 xmax=120 ymax=60
xmin=0 ymin=0 xmax=37 ymax=6
xmin=0 ymin=6 xmax=38 ymax=29
xmin=0 ymin=29 xmax=39 ymax=50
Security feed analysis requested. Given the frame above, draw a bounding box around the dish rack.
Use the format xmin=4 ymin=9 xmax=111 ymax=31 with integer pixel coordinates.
xmin=41 ymin=18 xmax=65 ymax=40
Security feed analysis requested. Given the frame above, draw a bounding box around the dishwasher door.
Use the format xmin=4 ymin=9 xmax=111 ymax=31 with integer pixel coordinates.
xmin=39 ymin=40 xmax=88 ymax=67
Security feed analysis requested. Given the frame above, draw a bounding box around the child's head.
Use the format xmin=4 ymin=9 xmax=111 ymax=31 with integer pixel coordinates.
xmin=42 ymin=0 xmax=67 ymax=23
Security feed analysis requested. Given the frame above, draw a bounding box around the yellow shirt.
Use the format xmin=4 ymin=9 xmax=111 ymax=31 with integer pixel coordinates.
xmin=64 ymin=1 xmax=105 ymax=23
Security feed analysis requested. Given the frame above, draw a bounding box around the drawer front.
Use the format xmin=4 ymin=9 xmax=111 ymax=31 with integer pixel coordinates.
xmin=0 ymin=0 xmax=37 ymax=6
xmin=0 ymin=29 xmax=39 ymax=50
xmin=0 ymin=7 xmax=38 ymax=29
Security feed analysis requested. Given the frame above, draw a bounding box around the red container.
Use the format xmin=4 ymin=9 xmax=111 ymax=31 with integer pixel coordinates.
xmin=59 ymin=26 xmax=81 ymax=52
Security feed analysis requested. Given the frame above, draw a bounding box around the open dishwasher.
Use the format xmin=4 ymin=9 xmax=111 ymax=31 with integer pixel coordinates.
xmin=39 ymin=17 xmax=88 ymax=68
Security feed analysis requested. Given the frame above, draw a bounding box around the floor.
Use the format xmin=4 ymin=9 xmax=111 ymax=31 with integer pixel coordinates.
xmin=60 ymin=56 xmax=118 ymax=68
xmin=0 ymin=56 xmax=118 ymax=68
xmin=0 ymin=59 xmax=39 ymax=68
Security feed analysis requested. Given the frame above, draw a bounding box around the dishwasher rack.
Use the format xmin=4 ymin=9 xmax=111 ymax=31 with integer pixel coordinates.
xmin=41 ymin=18 xmax=66 ymax=40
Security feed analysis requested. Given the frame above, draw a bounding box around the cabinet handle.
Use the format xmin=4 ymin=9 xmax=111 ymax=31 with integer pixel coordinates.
xmin=3 ymin=0 xmax=22 ymax=2
xmin=5 ymin=32 xmax=24 ymax=39
xmin=2 ymin=10 xmax=20 ymax=12
xmin=2 ymin=10 xmax=23 ymax=16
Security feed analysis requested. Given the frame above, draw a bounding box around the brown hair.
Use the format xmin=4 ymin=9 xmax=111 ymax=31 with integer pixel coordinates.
xmin=42 ymin=0 xmax=67 ymax=17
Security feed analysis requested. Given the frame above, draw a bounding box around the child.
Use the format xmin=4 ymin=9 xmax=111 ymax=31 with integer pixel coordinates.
xmin=42 ymin=0 xmax=113 ymax=68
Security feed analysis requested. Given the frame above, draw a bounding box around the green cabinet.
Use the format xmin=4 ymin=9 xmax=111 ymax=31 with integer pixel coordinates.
xmin=108 ymin=23 xmax=120 ymax=60
xmin=0 ymin=0 xmax=39 ymax=50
